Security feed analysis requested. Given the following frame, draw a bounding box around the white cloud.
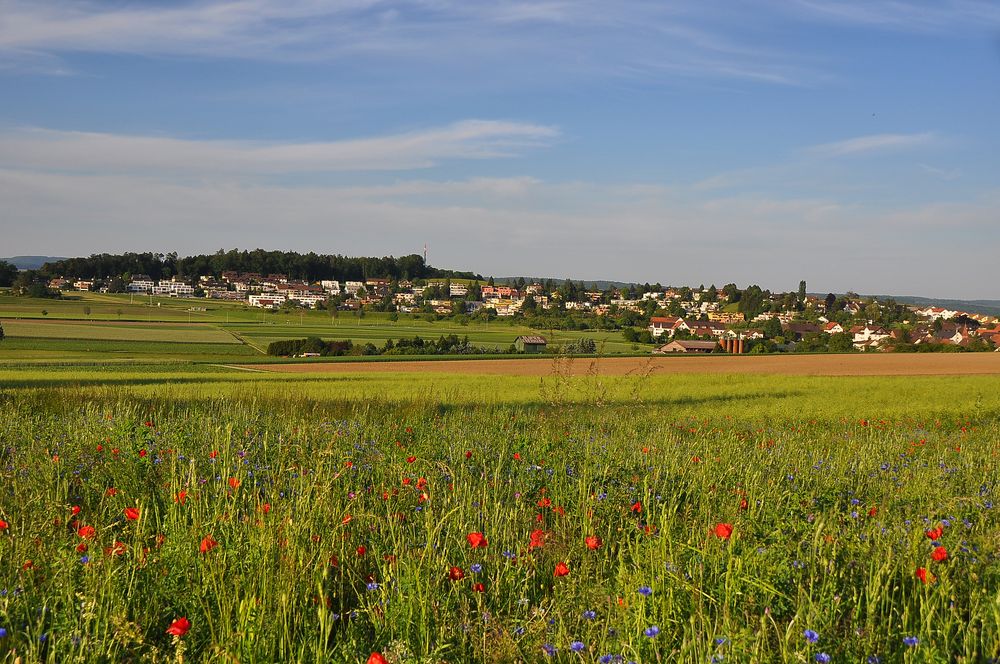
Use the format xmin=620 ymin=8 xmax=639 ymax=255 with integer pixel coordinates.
xmin=0 ymin=121 xmax=558 ymax=174
xmin=807 ymin=132 xmax=937 ymax=157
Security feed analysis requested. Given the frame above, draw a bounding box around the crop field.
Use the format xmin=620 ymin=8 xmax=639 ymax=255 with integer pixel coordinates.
xmin=0 ymin=369 xmax=998 ymax=663
xmin=1 ymin=320 xmax=239 ymax=344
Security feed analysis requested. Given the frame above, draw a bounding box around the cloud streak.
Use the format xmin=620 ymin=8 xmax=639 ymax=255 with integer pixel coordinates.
xmin=807 ymin=132 xmax=937 ymax=157
xmin=0 ymin=121 xmax=558 ymax=174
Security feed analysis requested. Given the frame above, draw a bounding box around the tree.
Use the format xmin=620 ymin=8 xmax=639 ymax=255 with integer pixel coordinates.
xmin=824 ymin=293 xmax=836 ymax=312
xmin=828 ymin=332 xmax=854 ymax=353
xmin=0 ymin=260 xmax=17 ymax=287
xmin=763 ymin=316 xmax=783 ymax=339
xmin=798 ymin=280 xmax=807 ymax=303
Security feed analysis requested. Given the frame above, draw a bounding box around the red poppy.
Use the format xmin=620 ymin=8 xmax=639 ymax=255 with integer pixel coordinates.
xmin=341 ymin=513 xmax=351 ymax=524
xmin=713 ymin=523 xmax=734 ymax=540
xmin=209 ymin=450 xmax=218 ymax=459
xmin=931 ymin=546 xmax=948 ymax=562
xmin=739 ymin=497 xmax=749 ymax=511
xmin=449 ymin=566 xmax=465 ymax=581
xmin=71 ymin=505 xmax=81 ymax=516
xmin=356 ymin=545 xmax=367 ymax=557
xmin=513 ymin=453 xmax=521 ymax=460
xmin=139 ymin=449 xmax=147 ymax=458
xmin=367 ymin=654 xmax=389 ymax=664
xmin=406 ymin=456 xmax=416 ymax=463
xmin=585 ymin=535 xmax=603 ymax=550
xmin=467 ymin=532 xmax=488 ymax=549
xmin=106 ymin=541 xmax=127 ymax=556
xmin=868 ymin=505 xmax=878 ymax=517
xmin=124 ymin=507 xmax=140 ymax=521
xmin=76 ymin=542 xmax=88 ymax=553
xmin=105 ymin=488 xmax=119 ymax=497
xmin=77 ymin=525 xmax=96 ymax=539
xmin=0 ymin=520 xmax=8 ymax=530
xmin=465 ymin=450 xmax=473 ymax=459
xmin=915 ymin=567 xmax=935 ymax=584
xmin=200 ymin=536 xmax=219 ymax=554
xmin=472 ymin=582 xmax=485 ymax=592
xmin=529 ymin=529 xmax=547 ymax=549
xmin=631 ymin=501 xmax=642 ymax=514
xmin=925 ymin=526 xmax=943 ymax=540
xmin=175 ymin=491 xmax=187 ymax=505
xmin=537 ymin=497 xmax=551 ymax=508
xmin=553 ymin=561 xmax=570 ymax=577
xmin=166 ymin=617 xmax=191 ymax=637
xmin=228 ymin=477 xmax=240 ymax=489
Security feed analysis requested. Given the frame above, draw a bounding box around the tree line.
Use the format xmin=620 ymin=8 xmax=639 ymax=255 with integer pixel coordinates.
xmin=31 ymin=250 xmax=482 ymax=283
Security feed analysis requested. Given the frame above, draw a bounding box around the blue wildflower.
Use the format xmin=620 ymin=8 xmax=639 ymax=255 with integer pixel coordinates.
xmin=582 ymin=610 xmax=597 ymax=620
xmin=470 ymin=563 xmax=482 ymax=573
xmin=804 ymin=629 xmax=819 ymax=643
xmin=638 ymin=586 xmax=653 ymax=596
xmin=570 ymin=641 xmax=585 ymax=652
xmin=903 ymin=636 xmax=918 ymax=647
xmin=644 ymin=626 xmax=660 ymax=638
xmin=815 ymin=654 xmax=830 ymax=663
xmin=542 ymin=643 xmax=557 ymax=656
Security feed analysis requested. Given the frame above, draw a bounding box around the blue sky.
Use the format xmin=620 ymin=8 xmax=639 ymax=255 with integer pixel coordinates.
xmin=1 ymin=1 xmax=998 ymax=298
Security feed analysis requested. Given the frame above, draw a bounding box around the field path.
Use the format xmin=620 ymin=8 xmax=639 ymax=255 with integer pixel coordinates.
xmin=245 ymin=352 xmax=1000 ymax=376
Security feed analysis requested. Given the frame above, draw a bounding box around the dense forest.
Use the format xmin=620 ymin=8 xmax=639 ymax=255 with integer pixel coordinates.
xmin=38 ymin=249 xmax=481 ymax=282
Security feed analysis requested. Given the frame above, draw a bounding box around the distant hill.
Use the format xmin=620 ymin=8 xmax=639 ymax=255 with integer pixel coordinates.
xmin=497 ymin=276 xmax=639 ymax=290
xmin=1 ymin=256 xmax=68 ymax=270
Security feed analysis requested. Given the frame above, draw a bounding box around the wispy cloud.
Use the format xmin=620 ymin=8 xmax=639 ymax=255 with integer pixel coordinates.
xmin=807 ymin=132 xmax=937 ymax=157
xmin=0 ymin=121 xmax=558 ymax=174
xmin=782 ymin=0 xmax=1000 ymax=33
xmin=0 ymin=1 xmax=817 ymax=85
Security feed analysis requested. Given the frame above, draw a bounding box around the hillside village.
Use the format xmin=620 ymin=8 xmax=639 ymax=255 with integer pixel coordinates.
xmin=38 ymin=269 xmax=1000 ymax=354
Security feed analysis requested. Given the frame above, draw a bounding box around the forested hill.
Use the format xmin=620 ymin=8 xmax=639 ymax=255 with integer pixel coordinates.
xmin=36 ymin=250 xmax=482 ymax=282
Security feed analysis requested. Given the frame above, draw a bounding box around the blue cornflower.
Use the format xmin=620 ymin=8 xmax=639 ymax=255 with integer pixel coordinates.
xmin=903 ymin=636 xmax=918 ymax=647
xmin=502 ymin=550 xmax=516 ymax=560
xmin=815 ymin=654 xmax=830 ymax=663
xmin=513 ymin=627 xmax=526 ymax=636
xmin=867 ymin=656 xmax=881 ymax=664
xmin=470 ymin=563 xmax=482 ymax=573
xmin=644 ymin=626 xmax=660 ymax=638
xmin=712 ymin=657 xmax=724 ymax=664
xmin=715 ymin=637 xmax=729 ymax=646
xmin=366 ymin=582 xmax=379 ymax=591
xmin=542 ymin=643 xmax=557 ymax=656
xmin=804 ymin=629 xmax=819 ymax=643
xmin=80 ymin=555 xmax=89 ymax=564
xmin=570 ymin=641 xmax=585 ymax=652
xmin=638 ymin=586 xmax=653 ymax=596
xmin=0 ymin=628 xmax=7 ymax=638
xmin=582 ymin=610 xmax=597 ymax=620
xmin=598 ymin=656 xmax=614 ymax=664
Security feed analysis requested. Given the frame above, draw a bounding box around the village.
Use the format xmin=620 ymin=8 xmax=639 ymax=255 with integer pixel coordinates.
xmin=41 ymin=271 xmax=1000 ymax=355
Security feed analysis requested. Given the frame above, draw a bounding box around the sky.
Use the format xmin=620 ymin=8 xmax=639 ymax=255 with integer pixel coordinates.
xmin=1 ymin=1 xmax=998 ymax=298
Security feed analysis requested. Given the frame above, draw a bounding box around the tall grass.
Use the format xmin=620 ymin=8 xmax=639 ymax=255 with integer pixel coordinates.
xmin=0 ymin=387 xmax=997 ymax=663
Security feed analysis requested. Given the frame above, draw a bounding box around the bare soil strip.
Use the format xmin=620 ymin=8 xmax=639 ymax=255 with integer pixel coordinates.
xmin=244 ymin=353 xmax=1000 ymax=377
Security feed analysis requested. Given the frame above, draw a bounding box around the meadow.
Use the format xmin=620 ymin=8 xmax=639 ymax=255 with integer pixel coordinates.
xmin=0 ymin=362 xmax=998 ymax=663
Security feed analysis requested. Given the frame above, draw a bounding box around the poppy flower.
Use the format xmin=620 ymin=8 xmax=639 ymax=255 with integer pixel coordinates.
xmin=465 ymin=450 xmax=472 ymax=459
xmin=467 ymin=532 xmax=488 ymax=549
xmin=915 ymin=567 xmax=935 ymax=584
xmin=713 ymin=523 xmax=734 ymax=540
xmin=228 ymin=477 xmax=240 ymax=489
xmin=739 ymin=498 xmax=749 ymax=511
xmin=71 ymin=506 xmax=81 ymax=516
xmin=209 ymin=450 xmax=218 ymax=459
xmin=472 ymin=582 xmax=485 ymax=592
xmin=199 ymin=536 xmax=219 ymax=554
xmin=175 ymin=491 xmax=187 ymax=505
xmin=529 ymin=529 xmax=547 ymax=549
xmin=106 ymin=541 xmax=127 ymax=556
xmin=631 ymin=501 xmax=642 ymax=514
xmin=77 ymin=525 xmax=96 ymax=539
xmin=124 ymin=507 xmax=140 ymax=521
xmin=449 ymin=566 xmax=465 ymax=581
xmin=357 ymin=545 xmax=367 ymax=557
xmin=537 ymin=497 xmax=551 ymax=508
xmin=931 ymin=546 xmax=948 ymax=562
xmin=406 ymin=456 xmax=416 ymax=463
xmin=925 ymin=526 xmax=943 ymax=540
xmin=367 ymin=654 xmax=389 ymax=664
xmin=166 ymin=617 xmax=191 ymax=637
xmin=553 ymin=561 xmax=570 ymax=577
xmin=0 ymin=520 xmax=8 ymax=530
xmin=868 ymin=506 xmax=878 ymax=517
xmin=585 ymin=535 xmax=603 ymax=550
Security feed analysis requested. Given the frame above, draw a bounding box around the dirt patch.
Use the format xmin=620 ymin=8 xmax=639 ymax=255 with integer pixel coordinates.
xmin=245 ymin=353 xmax=1000 ymax=377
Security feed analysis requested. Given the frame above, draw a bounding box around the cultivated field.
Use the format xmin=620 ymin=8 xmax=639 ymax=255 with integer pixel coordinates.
xmin=250 ymin=352 xmax=1000 ymax=377
xmin=1 ymin=298 xmax=999 ymax=663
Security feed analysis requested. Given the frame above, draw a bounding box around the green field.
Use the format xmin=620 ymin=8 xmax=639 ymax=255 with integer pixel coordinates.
xmin=1 ymin=300 xmax=998 ymax=662
xmin=0 ymin=293 xmax=641 ymax=365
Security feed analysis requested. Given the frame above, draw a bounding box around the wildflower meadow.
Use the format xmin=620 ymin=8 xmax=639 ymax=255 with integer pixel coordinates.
xmin=0 ymin=379 xmax=997 ymax=663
